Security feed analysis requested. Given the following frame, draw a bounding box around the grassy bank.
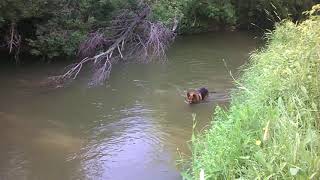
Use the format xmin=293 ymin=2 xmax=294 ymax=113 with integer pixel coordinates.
xmin=183 ymin=6 xmax=320 ymax=179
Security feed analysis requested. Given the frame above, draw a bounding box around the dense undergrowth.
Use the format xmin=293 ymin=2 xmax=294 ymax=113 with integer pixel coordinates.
xmin=183 ymin=5 xmax=320 ymax=179
xmin=0 ymin=0 xmax=316 ymax=61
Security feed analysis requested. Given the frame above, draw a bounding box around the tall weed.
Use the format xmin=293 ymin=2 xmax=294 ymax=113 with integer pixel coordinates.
xmin=184 ymin=6 xmax=320 ymax=179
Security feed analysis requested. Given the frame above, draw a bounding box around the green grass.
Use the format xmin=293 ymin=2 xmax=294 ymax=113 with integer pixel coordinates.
xmin=182 ymin=6 xmax=320 ymax=180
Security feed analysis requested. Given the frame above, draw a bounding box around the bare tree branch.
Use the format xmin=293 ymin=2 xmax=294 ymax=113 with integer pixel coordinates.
xmin=54 ymin=5 xmax=176 ymax=86
xmin=6 ymin=22 xmax=21 ymax=63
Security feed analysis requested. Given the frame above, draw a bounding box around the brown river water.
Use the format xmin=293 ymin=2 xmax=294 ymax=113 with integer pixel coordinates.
xmin=0 ymin=32 xmax=259 ymax=180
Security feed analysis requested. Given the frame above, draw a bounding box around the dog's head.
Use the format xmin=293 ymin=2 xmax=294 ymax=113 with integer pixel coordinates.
xmin=187 ymin=91 xmax=200 ymax=104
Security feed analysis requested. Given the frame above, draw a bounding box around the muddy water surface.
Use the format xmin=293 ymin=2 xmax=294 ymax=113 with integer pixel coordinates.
xmin=0 ymin=32 xmax=259 ymax=180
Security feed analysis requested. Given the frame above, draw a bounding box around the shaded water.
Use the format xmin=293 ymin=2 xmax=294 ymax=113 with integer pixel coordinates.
xmin=0 ymin=32 xmax=259 ymax=180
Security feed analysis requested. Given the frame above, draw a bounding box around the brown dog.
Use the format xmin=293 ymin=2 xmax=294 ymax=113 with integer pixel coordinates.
xmin=186 ymin=88 xmax=209 ymax=104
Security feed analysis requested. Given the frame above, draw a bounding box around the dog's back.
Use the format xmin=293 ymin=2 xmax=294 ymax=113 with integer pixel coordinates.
xmin=198 ymin=88 xmax=209 ymax=99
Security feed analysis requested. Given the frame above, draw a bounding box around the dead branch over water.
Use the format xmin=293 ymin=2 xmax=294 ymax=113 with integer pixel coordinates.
xmin=6 ymin=22 xmax=21 ymax=63
xmin=55 ymin=6 xmax=176 ymax=86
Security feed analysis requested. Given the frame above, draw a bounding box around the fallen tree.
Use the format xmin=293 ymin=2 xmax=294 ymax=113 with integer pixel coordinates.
xmin=52 ymin=4 xmax=177 ymax=86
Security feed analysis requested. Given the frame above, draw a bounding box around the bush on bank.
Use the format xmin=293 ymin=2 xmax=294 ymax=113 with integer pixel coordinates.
xmin=183 ymin=5 xmax=320 ymax=179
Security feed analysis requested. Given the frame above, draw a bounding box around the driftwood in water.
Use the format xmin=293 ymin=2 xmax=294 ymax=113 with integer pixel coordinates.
xmin=53 ymin=5 xmax=176 ymax=86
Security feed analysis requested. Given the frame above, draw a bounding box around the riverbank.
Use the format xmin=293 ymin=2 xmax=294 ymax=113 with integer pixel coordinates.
xmin=183 ymin=6 xmax=320 ymax=179
xmin=1 ymin=1 xmax=316 ymax=62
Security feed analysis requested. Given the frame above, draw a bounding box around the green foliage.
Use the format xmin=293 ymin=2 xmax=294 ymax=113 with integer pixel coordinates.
xmin=151 ymin=0 xmax=184 ymax=26
xmin=180 ymin=0 xmax=236 ymax=33
xmin=0 ymin=0 xmax=317 ymax=60
xmin=184 ymin=7 xmax=320 ymax=179
xmin=234 ymin=0 xmax=315 ymax=28
xmin=28 ymin=0 xmax=146 ymax=59
xmin=151 ymin=0 xmax=236 ymax=33
xmin=0 ymin=0 xmax=139 ymax=60
xmin=187 ymin=0 xmax=236 ymax=23
xmin=28 ymin=30 xmax=86 ymax=59
xmin=151 ymin=0 xmax=315 ymax=33
xmin=0 ymin=0 xmax=53 ymax=21
xmin=27 ymin=0 xmax=117 ymax=59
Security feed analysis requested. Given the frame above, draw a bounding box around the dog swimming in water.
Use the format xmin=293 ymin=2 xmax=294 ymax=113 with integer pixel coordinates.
xmin=186 ymin=87 xmax=209 ymax=104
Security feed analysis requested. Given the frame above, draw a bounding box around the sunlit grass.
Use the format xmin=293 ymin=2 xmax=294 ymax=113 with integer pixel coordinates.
xmin=183 ymin=7 xmax=320 ymax=180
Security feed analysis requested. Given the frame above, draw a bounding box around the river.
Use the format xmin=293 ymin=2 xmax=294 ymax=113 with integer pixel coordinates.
xmin=0 ymin=32 xmax=259 ymax=180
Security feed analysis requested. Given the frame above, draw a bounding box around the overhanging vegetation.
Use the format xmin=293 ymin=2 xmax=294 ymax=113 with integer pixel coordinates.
xmin=0 ymin=0 xmax=317 ymax=61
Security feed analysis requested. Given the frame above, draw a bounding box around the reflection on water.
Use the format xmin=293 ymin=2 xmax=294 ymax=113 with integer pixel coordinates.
xmin=0 ymin=32 xmax=259 ymax=180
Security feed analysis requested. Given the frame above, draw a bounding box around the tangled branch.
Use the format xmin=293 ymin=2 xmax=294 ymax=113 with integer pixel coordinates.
xmin=6 ymin=22 xmax=21 ymax=63
xmin=54 ymin=5 xmax=176 ymax=86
